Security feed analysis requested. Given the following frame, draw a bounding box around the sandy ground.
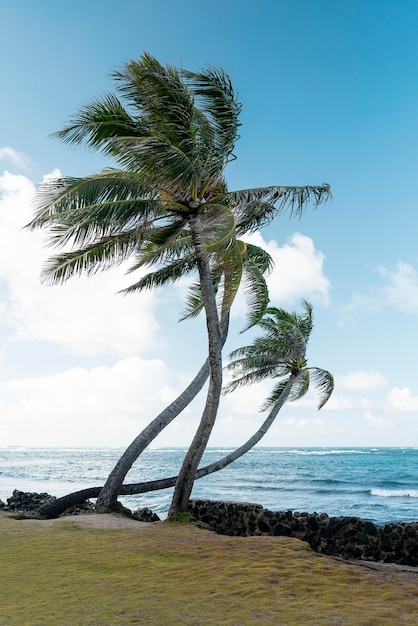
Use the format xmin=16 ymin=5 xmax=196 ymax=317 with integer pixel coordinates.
xmin=0 ymin=510 xmax=155 ymax=530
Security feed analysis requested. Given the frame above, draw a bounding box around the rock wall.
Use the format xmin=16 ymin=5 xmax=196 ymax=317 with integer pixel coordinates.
xmin=3 ymin=491 xmax=418 ymax=565
xmin=188 ymin=499 xmax=418 ymax=566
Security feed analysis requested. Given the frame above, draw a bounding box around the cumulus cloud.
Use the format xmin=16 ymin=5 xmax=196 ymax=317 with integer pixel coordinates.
xmin=0 ymin=356 xmax=194 ymax=446
xmin=387 ymin=387 xmax=418 ymax=412
xmin=338 ymin=370 xmax=388 ymax=391
xmin=379 ymin=262 xmax=418 ymax=313
xmin=251 ymin=231 xmax=330 ymax=306
xmin=229 ymin=231 xmax=330 ymax=319
xmin=0 ymin=147 xmax=30 ymax=169
xmin=341 ymin=261 xmax=418 ymax=321
xmin=364 ymin=411 xmax=394 ymax=429
xmin=0 ymin=170 xmax=160 ymax=356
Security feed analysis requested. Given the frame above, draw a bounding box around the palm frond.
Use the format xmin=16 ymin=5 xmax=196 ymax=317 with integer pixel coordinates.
xmin=230 ymin=184 xmax=332 ymax=234
xmin=53 ymin=93 xmax=146 ymax=155
xmin=287 ymin=369 xmax=310 ymax=402
xmin=41 ymin=233 xmax=139 ymax=285
xmin=245 ymin=243 xmax=274 ymax=275
xmin=260 ymin=376 xmax=293 ymax=411
xmin=199 ymin=204 xmax=236 ymax=252
xmin=180 ymin=280 xmax=205 ymax=320
xmin=121 ymin=254 xmax=198 ymax=294
xmin=111 ymin=135 xmax=198 ymax=197
xmin=309 ymin=367 xmax=334 ymax=409
xmin=224 ymin=365 xmax=288 ymax=395
xmin=185 ymin=66 xmax=241 ymax=178
xmin=240 ymin=249 xmax=270 ymax=331
xmin=29 ymin=170 xmax=159 ymax=231
xmin=114 ymin=53 xmax=195 ymax=152
xmin=218 ymin=239 xmax=243 ymax=318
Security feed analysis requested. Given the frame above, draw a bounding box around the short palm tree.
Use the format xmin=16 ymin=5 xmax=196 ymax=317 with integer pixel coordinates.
xmin=27 ymin=52 xmax=331 ymax=514
xmin=37 ymin=302 xmax=333 ymax=519
xmin=124 ymin=300 xmax=334 ymax=495
xmin=133 ymin=301 xmax=333 ymax=499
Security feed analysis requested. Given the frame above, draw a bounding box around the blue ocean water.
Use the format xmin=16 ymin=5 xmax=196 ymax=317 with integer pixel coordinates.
xmin=1 ymin=447 xmax=418 ymax=525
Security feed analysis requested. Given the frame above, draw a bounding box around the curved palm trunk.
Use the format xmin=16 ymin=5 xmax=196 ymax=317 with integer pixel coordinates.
xmin=38 ymin=374 xmax=298 ymax=519
xmin=168 ymin=214 xmax=224 ymax=516
xmin=125 ymin=372 xmax=298 ymax=491
xmin=94 ymin=314 xmax=229 ymax=513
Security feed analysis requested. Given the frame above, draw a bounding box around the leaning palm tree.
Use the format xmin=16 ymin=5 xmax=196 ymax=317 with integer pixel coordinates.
xmin=115 ymin=300 xmax=334 ymax=496
xmin=94 ymin=241 xmax=272 ymax=512
xmin=39 ymin=301 xmax=333 ymax=519
xmin=27 ymin=52 xmax=331 ymax=514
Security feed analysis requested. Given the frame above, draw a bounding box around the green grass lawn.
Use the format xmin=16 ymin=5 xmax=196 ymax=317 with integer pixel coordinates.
xmin=1 ymin=514 xmax=418 ymax=625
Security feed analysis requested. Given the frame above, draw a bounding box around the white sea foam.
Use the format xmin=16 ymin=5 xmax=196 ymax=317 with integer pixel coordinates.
xmin=371 ymin=488 xmax=418 ymax=499
xmin=287 ymin=449 xmax=370 ymax=456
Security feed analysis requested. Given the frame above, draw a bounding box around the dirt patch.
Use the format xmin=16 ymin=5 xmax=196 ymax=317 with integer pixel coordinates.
xmin=0 ymin=510 xmax=154 ymax=530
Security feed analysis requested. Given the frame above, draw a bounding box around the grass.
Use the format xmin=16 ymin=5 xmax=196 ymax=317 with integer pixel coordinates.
xmin=1 ymin=515 xmax=418 ymax=625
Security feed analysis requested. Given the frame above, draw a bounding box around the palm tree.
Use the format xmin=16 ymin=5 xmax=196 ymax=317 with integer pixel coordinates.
xmin=114 ymin=301 xmax=334 ymax=494
xmin=38 ymin=301 xmax=333 ymax=520
xmin=129 ymin=301 xmax=334 ymax=497
xmin=27 ymin=52 xmax=331 ymax=514
xmin=94 ymin=240 xmax=272 ymax=512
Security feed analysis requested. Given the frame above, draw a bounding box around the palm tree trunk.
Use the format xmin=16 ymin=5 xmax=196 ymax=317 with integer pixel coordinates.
xmin=168 ymin=213 xmax=224 ymax=515
xmin=38 ymin=374 xmax=298 ymax=519
xmin=192 ymin=373 xmax=299 ymax=477
xmin=94 ymin=313 xmax=229 ymax=513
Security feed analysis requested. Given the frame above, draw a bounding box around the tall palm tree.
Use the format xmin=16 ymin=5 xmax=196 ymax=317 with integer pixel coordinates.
xmin=94 ymin=240 xmax=272 ymax=512
xmin=27 ymin=52 xmax=331 ymax=514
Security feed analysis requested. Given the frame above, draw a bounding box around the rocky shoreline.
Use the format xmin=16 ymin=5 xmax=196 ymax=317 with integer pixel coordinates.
xmin=0 ymin=490 xmax=160 ymax=523
xmin=3 ymin=490 xmax=418 ymax=568
xmin=188 ymin=499 xmax=418 ymax=567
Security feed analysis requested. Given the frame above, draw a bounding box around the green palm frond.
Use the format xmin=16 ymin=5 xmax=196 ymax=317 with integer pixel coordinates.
xmin=260 ymin=376 xmax=293 ymax=411
xmin=231 ymin=184 xmax=332 ymax=235
xmin=30 ymin=170 xmax=160 ymax=230
xmin=114 ymin=53 xmax=195 ymax=152
xmin=309 ymin=367 xmax=334 ymax=409
xmin=41 ymin=232 xmax=139 ymax=285
xmin=115 ymin=136 xmax=198 ymax=194
xmin=218 ymin=239 xmax=243 ymax=319
xmin=185 ymin=66 xmax=241 ymax=171
xmin=146 ymin=219 xmax=187 ymax=247
xmin=121 ymin=254 xmax=198 ymax=294
xmin=226 ymin=301 xmax=333 ymax=413
xmin=259 ymin=304 xmax=313 ymax=360
xmin=287 ymin=369 xmax=310 ymax=402
xmin=128 ymin=232 xmax=195 ymax=272
xmin=180 ymin=280 xmax=205 ymax=320
xmin=53 ymin=93 xmax=146 ymax=155
xmin=245 ymin=243 xmax=274 ymax=275
xmin=225 ymin=364 xmax=289 ymax=395
xmin=240 ymin=250 xmax=270 ymax=331
xmin=199 ymin=204 xmax=236 ymax=252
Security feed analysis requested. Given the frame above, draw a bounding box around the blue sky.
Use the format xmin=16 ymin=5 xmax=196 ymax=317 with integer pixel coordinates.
xmin=1 ymin=0 xmax=418 ymax=448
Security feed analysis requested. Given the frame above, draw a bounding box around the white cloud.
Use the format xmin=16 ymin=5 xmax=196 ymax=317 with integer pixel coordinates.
xmin=0 ymin=147 xmax=30 ymax=169
xmin=387 ymin=387 xmax=418 ymax=412
xmin=341 ymin=261 xmax=418 ymax=321
xmin=364 ymin=411 xmax=394 ymax=429
xmin=0 ymin=170 xmax=161 ymax=356
xmin=230 ymin=231 xmax=330 ymax=319
xmin=379 ymin=262 xmax=418 ymax=313
xmin=338 ymin=370 xmax=388 ymax=391
xmin=254 ymin=231 xmax=330 ymax=306
xmin=0 ymin=356 xmax=191 ymax=446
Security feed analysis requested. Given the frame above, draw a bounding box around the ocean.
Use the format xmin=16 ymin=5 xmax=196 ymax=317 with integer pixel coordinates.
xmin=1 ymin=447 xmax=418 ymax=525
